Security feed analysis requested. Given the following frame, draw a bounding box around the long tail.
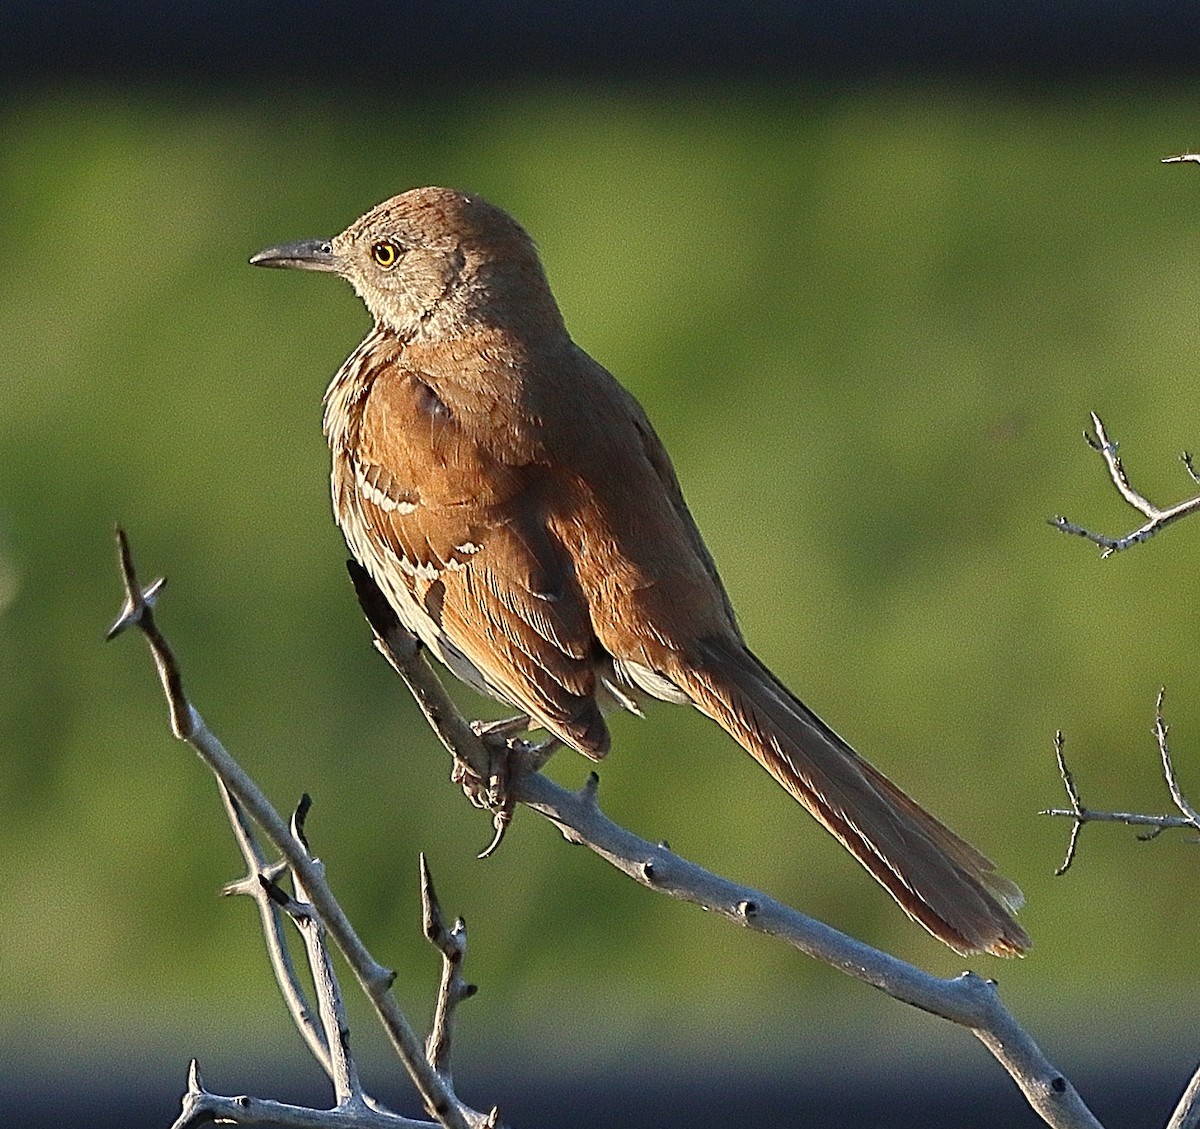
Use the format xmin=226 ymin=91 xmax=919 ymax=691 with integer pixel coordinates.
xmin=674 ymin=638 xmax=1029 ymax=957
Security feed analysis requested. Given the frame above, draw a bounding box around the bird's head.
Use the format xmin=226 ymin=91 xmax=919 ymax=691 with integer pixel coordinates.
xmin=250 ymin=187 xmax=565 ymax=344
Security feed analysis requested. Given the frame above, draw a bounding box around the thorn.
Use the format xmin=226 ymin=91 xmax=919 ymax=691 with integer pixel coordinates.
xmin=221 ymin=876 xmax=256 ymax=898
xmin=291 ymin=793 xmax=313 ymax=850
xmin=106 ymin=527 xmax=167 ymax=639
xmin=580 ymin=771 xmax=601 ymax=802
xmin=187 ymin=1058 xmax=206 ymax=1095
xmin=420 ymin=853 xmax=445 ymax=940
xmin=105 ymin=575 xmax=166 ymax=639
xmin=263 ymin=859 xmax=288 ymax=883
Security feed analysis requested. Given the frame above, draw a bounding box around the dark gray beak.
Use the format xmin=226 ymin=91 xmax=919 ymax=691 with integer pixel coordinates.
xmin=249 ymin=238 xmax=340 ymax=272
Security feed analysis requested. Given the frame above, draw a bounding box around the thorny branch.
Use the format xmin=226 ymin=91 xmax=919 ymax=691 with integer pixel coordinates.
xmin=111 ymin=147 xmax=1200 ymax=1129
xmin=420 ymin=854 xmax=476 ymax=1080
xmin=274 ymin=798 xmax=365 ymax=1110
xmin=1042 ymin=689 xmax=1200 ymax=1129
xmin=218 ymin=781 xmax=332 ymax=1076
xmin=345 ymin=554 xmax=1103 ymax=1129
xmin=107 ymin=528 xmax=496 ymax=1129
xmin=1047 ymin=160 xmax=1200 ymax=557
xmin=1043 ymin=690 xmax=1200 ymax=874
xmin=1050 ymin=412 xmax=1200 ymax=555
xmin=124 ymin=527 xmax=1200 ymax=1129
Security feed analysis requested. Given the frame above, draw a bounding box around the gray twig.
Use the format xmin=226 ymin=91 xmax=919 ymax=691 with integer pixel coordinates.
xmin=1167 ymin=1054 xmax=1200 ymax=1129
xmin=279 ymin=798 xmax=366 ymax=1110
xmin=1042 ymin=692 xmax=1200 ymax=871
xmin=1043 ymin=688 xmax=1200 ymax=1129
xmin=114 ymin=528 xmax=1101 ymax=1129
xmin=219 ymin=781 xmax=332 ymax=1075
xmin=108 ymin=529 xmax=495 ymax=1129
xmin=171 ymin=1060 xmax=433 ymax=1129
xmin=1050 ymin=412 xmax=1200 ymax=554
xmin=351 ymin=559 xmax=1099 ymax=1129
xmin=1154 ymin=688 xmax=1200 ymax=829
xmin=1045 ymin=732 xmax=1085 ymax=875
xmin=420 ymin=854 xmax=476 ymax=1081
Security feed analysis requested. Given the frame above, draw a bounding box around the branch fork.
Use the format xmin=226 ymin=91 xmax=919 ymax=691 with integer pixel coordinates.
xmin=109 ymin=528 xmax=496 ymax=1129
xmin=1050 ymin=413 xmax=1200 ymax=555
xmin=1043 ymin=691 xmax=1200 ymax=874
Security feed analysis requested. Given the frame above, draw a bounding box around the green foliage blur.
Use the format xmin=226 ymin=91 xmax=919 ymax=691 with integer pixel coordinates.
xmin=5 ymin=81 xmax=1200 ymax=1060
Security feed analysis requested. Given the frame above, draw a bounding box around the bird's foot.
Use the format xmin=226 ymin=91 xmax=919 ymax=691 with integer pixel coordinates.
xmin=453 ymin=717 xmax=559 ymax=858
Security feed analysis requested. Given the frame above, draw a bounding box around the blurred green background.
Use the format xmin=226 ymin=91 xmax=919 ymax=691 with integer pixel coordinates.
xmin=5 ymin=80 xmax=1200 ymax=1086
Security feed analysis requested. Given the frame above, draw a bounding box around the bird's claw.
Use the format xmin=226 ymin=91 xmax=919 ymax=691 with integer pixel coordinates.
xmin=452 ymin=718 xmax=560 ymax=857
xmin=452 ymin=717 xmax=528 ymax=856
xmin=450 ymin=753 xmax=501 ymax=812
xmin=477 ymin=805 xmax=513 ymax=859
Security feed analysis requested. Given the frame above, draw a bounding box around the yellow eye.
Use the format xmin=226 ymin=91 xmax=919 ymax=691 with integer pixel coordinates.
xmin=371 ymin=240 xmax=400 ymax=268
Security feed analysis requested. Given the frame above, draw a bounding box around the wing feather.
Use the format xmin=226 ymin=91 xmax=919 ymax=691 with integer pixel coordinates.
xmin=345 ymin=360 xmax=609 ymax=755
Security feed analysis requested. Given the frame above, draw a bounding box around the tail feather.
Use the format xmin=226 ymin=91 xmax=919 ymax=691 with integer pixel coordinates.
xmin=676 ymin=638 xmax=1029 ymax=957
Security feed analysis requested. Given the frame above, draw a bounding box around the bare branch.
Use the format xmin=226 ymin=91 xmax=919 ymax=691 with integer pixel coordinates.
xmin=1154 ymin=688 xmax=1200 ymax=828
xmin=280 ymin=799 xmax=367 ymax=1110
xmin=1044 ymin=732 xmax=1084 ymax=874
xmin=518 ymin=772 xmax=1101 ymax=1127
xmin=351 ymin=562 xmax=1101 ymax=1129
xmin=420 ymin=854 xmax=476 ymax=1080
xmin=219 ymin=781 xmax=332 ymax=1075
xmin=1182 ymin=451 xmax=1200 ymax=486
xmin=116 ymin=531 xmax=1102 ymax=1129
xmin=171 ymin=1060 xmax=434 ymax=1129
xmin=1044 ymin=686 xmax=1200 ymax=1129
xmin=107 ymin=526 xmax=191 ymax=736
xmin=1050 ymin=413 xmax=1200 ymax=554
xmin=1042 ymin=693 xmax=1200 ymax=870
xmin=108 ymin=530 xmax=495 ymax=1129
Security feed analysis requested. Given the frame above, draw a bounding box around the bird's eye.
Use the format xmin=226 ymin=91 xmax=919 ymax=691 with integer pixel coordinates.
xmin=371 ymin=240 xmax=401 ymax=268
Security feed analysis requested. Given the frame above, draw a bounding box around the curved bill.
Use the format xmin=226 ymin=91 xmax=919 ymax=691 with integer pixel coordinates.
xmin=249 ymin=238 xmax=340 ymax=272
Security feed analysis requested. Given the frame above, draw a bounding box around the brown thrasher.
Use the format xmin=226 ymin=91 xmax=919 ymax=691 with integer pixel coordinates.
xmin=251 ymin=188 xmax=1029 ymax=957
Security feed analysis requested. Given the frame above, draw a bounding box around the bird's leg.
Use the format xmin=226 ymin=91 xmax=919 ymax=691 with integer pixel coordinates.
xmin=453 ymin=717 xmax=561 ymax=857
